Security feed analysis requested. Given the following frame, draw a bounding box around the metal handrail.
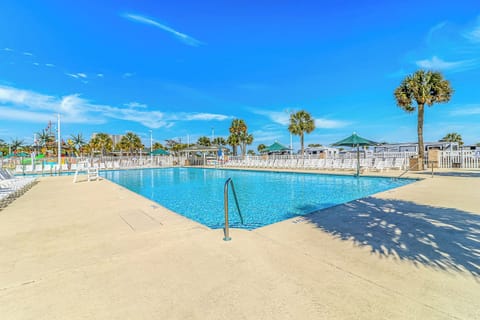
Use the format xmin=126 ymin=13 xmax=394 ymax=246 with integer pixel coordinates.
xmin=223 ymin=177 xmax=243 ymax=241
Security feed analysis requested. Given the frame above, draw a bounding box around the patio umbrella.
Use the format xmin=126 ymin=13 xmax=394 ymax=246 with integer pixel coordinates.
xmin=263 ymin=141 xmax=291 ymax=154
xmin=332 ymin=133 xmax=377 ymax=176
xmin=151 ymin=148 xmax=170 ymax=156
xmin=15 ymin=152 xmax=29 ymax=157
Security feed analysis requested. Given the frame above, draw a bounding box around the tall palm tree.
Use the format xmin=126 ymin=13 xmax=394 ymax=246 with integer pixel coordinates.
xmin=70 ymin=133 xmax=86 ymax=156
xmin=197 ymin=136 xmax=211 ymax=146
xmin=441 ymin=132 xmax=463 ymax=146
xmin=288 ymin=110 xmax=315 ymax=157
xmin=118 ymin=132 xmax=143 ymax=156
xmin=228 ymin=119 xmax=248 ymax=156
xmin=37 ymin=129 xmax=55 ymax=151
xmin=239 ymin=132 xmax=254 ymax=157
xmin=90 ymin=133 xmax=113 ymax=156
xmin=394 ymin=70 xmax=453 ymax=169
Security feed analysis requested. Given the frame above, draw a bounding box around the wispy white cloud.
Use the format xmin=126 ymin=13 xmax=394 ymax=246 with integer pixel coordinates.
xmin=66 ymin=72 xmax=88 ymax=79
xmin=32 ymin=62 xmax=40 ymax=66
xmin=415 ymin=56 xmax=477 ymax=71
xmin=314 ymin=118 xmax=349 ymax=129
xmin=23 ymin=52 xmax=34 ymax=57
xmin=2 ymin=48 xmax=13 ymax=52
xmin=122 ymin=13 xmax=204 ymax=47
xmin=0 ymin=85 xmax=230 ymax=129
xmin=450 ymin=104 xmax=480 ymax=116
xmin=97 ymin=73 xmax=104 ymax=78
xmin=124 ymin=102 xmax=148 ymax=109
xmin=251 ymin=108 xmax=348 ymax=129
xmin=122 ymin=72 xmax=134 ymax=79
xmin=250 ymin=129 xmax=286 ymax=143
xmin=463 ymin=18 xmax=480 ymax=42
xmin=45 ymin=63 xmax=55 ymax=67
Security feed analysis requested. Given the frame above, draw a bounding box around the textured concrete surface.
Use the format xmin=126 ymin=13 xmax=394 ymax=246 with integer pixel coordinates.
xmin=0 ymin=169 xmax=479 ymax=319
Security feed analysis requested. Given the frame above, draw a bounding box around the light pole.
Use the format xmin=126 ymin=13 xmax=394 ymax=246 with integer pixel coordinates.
xmin=149 ymin=130 xmax=153 ymax=166
xmin=57 ymin=113 xmax=61 ymax=168
xmin=211 ymin=127 xmax=215 ymax=143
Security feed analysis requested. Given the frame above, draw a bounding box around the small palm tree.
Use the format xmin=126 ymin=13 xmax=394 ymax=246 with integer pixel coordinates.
xmin=441 ymin=132 xmax=463 ymax=147
xmin=197 ymin=136 xmax=211 ymax=146
xmin=257 ymin=144 xmax=267 ymax=153
xmin=90 ymin=133 xmax=113 ymax=156
xmin=118 ymin=132 xmax=143 ymax=156
xmin=70 ymin=133 xmax=86 ymax=156
xmin=11 ymin=138 xmax=24 ymax=152
xmin=394 ymin=70 xmax=453 ymax=169
xmin=288 ymin=110 xmax=315 ymax=157
xmin=212 ymin=137 xmax=226 ymax=146
xmin=152 ymin=142 xmax=165 ymax=150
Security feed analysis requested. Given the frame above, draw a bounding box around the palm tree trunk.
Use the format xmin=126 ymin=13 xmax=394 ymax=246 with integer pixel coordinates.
xmin=300 ymin=133 xmax=304 ymax=158
xmin=417 ymin=103 xmax=425 ymax=170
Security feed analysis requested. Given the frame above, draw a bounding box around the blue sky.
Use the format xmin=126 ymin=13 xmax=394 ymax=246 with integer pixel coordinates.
xmin=0 ymin=0 xmax=479 ymax=151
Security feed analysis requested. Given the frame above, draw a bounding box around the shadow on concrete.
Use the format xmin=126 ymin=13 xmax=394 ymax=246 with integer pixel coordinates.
xmin=302 ymin=198 xmax=480 ymax=277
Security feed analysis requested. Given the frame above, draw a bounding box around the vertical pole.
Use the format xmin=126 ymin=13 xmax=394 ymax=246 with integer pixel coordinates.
xmin=211 ymin=127 xmax=214 ymax=143
xmin=57 ymin=113 xmax=61 ymax=169
xmin=150 ymin=130 xmax=153 ymax=166
xmin=290 ymin=133 xmax=293 ymax=155
xmin=223 ymin=179 xmax=231 ymax=241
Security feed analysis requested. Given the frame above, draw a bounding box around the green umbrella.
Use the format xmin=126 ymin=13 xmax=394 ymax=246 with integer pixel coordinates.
xmin=35 ymin=154 xmax=45 ymax=159
xmin=151 ymin=149 xmax=170 ymax=155
xmin=15 ymin=152 xmax=29 ymax=157
xmin=263 ymin=141 xmax=291 ymax=153
xmin=332 ymin=133 xmax=377 ymax=176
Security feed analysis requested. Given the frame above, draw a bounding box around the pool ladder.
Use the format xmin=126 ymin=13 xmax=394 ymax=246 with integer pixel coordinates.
xmin=223 ymin=178 xmax=244 ymax=241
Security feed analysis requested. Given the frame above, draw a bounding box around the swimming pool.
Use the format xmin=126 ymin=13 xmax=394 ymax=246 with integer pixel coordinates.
xmin=100 ymin=168 xmax=414 ymax=230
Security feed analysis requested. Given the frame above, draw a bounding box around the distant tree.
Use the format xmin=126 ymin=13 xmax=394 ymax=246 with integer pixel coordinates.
xmin=394 ymin=70 xmax=453 ymax=169
xmin=247 ymin=150 xmax=255 ymax=156
xmin=308 ymin=143 xmax=322 ymax=147
xmin=440 ymin=132 xmax=463 ymax=146
xmin=212 ymin=137 xmax=226 ymax=146
xmin=118 ymin=132 xmax=143 ymax=156
xmin=257 ymin=144 xmax=267 ymax=153
xmin=37 ymin=129 xmax=55 ymax=151
xmin=288 ymin=110 xmax=315 ymax=157
xmin=152 ymin=142 xmax=165 ymax=150
xmin=11 ymin=138 xmax=24 ymax=152
xmin=476 ymin=142 xmax=480 ymax=147
xmin=197 ymin=136 xmax=211 ymax=146
xmin=70 ymin=133 xmax=86 ymax=156
xmin=90 ymin=133 xmax=113 ymax=156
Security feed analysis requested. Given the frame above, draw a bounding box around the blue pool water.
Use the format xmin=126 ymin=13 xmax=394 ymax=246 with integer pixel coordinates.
xmin=100 ymin=168 xmax=414 ymax=230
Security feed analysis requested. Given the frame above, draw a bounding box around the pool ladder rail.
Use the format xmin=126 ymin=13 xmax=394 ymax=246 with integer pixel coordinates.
xmin=223 ymin=177 xmax=244 ymax=241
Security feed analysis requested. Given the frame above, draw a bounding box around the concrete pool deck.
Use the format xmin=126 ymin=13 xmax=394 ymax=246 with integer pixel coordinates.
xmin=0 ymin=168 xmax=479 ymax=319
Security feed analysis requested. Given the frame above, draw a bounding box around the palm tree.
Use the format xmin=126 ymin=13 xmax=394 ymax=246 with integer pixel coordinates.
xmin=394 ymin=70 xmax=453 ymax=170
xmin=118 ymin=132 xmax=143 ymax=156
xmin=37 ymin=129 xmax=55 ymax=152
xmin=228 ymin=119 xmax=247 ymax=156
xmin=197 ymin=136 xmax=211 ymax=146
xmin=288 ymin=110 xmax=315 ymax=157
xmin=257 ymin=144 xmax=267 ymax=153
xmin=247 ymin=150 xmax=256 ymax=156
xmin=212 ymin=137 xmax=226 ymax=146
xmin=239 ymin=131 xmax=254 ymax=157
xmin=440 ymin=132 xmax=463 ymax=147
xmin=152 ymin=142 xmax=165 ymax=150
xmin=11 ymin=138 xmax=24 ymax=152
xmin=70 ymin=133 xmax=86 ymax=156
xmin=89 ymin=133 xmax=113 ymax=156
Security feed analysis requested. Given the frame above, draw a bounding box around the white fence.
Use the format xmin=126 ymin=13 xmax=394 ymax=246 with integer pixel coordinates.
xmin=438 ymin=151 xmax=480 ymax=169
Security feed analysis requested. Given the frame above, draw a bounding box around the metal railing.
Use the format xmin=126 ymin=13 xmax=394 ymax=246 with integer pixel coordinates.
xmin=223 ymin=177 xmax=243 ymax=241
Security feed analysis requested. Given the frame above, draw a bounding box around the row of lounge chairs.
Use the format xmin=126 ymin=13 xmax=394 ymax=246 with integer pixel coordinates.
xmin=12 ymin=158 xmax=174 ymax=175
xmin=223 ymin=157 xmax=407 ymax=171
xmin=0 ymin=169 xmax=37 ymax=209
